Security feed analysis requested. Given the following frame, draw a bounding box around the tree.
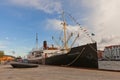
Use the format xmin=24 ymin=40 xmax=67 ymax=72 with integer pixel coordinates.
xmin=0 ymin=51 xmax=4 ymax=57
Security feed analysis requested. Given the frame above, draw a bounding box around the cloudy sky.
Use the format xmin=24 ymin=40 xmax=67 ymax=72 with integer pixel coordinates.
xmin=0 ymin=0 xmax=120 ymax=57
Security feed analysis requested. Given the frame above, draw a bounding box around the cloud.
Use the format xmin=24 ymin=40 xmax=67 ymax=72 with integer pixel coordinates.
xmin=84 ymin=0 xmax=120 ymax=49
xmin=46 ymin=19 xmax=84 ymax=34
xmin=4 ymin=0 xmax=120 ymax=50
xmin=82 ymin=0 xmax=120 ymax=49
xmin=46 ymin=0 xmax=120 ymax=50
xmin=7 ymin=0 xmax=62 ymax=13
xmin=46 ymin=19 xmax=62 ymax=30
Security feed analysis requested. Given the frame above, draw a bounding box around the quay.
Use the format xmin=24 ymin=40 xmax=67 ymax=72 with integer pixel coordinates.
xmin=0 ymin=65 xmax=120 ymax=80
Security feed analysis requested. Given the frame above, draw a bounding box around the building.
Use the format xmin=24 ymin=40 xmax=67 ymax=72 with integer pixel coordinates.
xmin=103 ymin=45 xmax=120 ymax=60
xmin=97 ymin=50 xmax=103 ymax=60
xmin=0 ymin=55 xmax=15 ymax=64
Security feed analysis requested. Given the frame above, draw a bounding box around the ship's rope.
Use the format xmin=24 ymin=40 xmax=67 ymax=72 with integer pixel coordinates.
xmin=64 ymin=47 xmax=85 ymax=66
xmin=88 ymin=43 xmax=98 ymax=53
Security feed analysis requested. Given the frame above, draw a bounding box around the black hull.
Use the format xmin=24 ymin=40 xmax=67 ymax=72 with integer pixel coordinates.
xmin=29 ymin=43 xmax=98 ymax=68
xmin=10 ymin=62 xmax=39 ymax=68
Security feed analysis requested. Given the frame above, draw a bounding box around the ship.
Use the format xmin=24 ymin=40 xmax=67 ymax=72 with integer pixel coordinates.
xmin=27 ymin=33 xmax=43 ymax=64
xmin=27 ymin=12 xmax=98 ymax=68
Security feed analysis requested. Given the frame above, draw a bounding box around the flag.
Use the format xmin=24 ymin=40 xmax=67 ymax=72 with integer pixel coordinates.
xmin=91 ymin=33 xmax=95 ymax=36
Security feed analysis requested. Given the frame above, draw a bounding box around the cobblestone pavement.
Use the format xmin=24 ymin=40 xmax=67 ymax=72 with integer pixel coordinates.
xmin=0 ymin=65 xmax=120 ymax=80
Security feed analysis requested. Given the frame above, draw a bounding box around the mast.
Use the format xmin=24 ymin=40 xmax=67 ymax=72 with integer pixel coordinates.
xmin=62 ymin=12 xmax=68 ymax=50
xmin=36 ymin=33 xmax=38 ymax=49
